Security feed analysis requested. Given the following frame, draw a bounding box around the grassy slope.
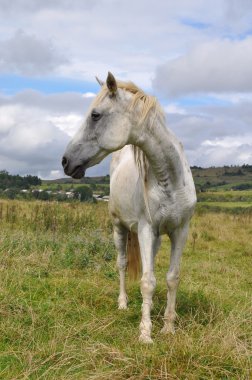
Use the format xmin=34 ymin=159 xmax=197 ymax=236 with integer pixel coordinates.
xmin=197 ymin=190 xmax=252 ymax=202
xmin=192 ymin=166 xmax=252 ymax=188
xmin=0 ymin=200 xmax=251 ymax=379
xmin=199 ymin=201 xmax=252 ymax=209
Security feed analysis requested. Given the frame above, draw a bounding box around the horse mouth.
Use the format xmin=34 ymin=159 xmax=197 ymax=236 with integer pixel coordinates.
xmin=71 ymin=165 xmax=86 ymax=179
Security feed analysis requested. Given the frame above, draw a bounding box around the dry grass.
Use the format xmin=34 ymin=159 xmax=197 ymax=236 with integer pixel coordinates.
xmin=0 ymin=200 xmax=251 ymax=379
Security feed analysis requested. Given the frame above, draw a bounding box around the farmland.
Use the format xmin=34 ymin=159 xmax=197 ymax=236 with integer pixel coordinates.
xmin=0 ymin=199 xmax=251 ymax=379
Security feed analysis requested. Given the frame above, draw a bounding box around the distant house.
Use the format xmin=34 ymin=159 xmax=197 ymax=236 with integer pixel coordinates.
xmin=93 ymin=193 xmax=101 ymax=199
xmin=65 ymin=191 xmax=75 ymax=199
xmin=102 ymin=196 xmax=109 ymax=202
xmin=92 ymin=193 xmax=109 ymax=201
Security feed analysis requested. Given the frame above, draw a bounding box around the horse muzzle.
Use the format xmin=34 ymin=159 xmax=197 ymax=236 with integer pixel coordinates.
xmin=62 ymin=156 xmax=87 ymax=179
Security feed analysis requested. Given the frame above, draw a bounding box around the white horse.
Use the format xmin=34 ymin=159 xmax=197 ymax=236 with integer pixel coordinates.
xmin=62 ymin=72 xmax=197 ymax=343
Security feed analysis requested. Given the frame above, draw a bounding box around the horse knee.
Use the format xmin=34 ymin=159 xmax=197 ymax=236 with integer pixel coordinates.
xmin=166 ymin=270 xmax=179 ymax=290
xmin=117 ymin=255 xmax=127 ymax=270
xmin=141 ymin=272 xmax=156 ymax=297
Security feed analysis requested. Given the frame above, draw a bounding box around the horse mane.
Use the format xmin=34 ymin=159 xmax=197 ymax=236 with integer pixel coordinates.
xmin=93 ymin=80 xmax=161 ymax=124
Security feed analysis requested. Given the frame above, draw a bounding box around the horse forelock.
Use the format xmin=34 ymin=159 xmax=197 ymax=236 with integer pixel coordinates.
xmin=92 ymin=80 xmax=163 ymax=125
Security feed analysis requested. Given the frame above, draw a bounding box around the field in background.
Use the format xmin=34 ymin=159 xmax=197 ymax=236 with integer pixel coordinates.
xmin=41 ymin=164 xmax=252 ymax=194
xmin=1 ymin=165 xmax=252 ymax=203
xmin=191 ymin=165 xmax=252 ymax=192
xmin=0 ymin=200 xmax=251 ymax=379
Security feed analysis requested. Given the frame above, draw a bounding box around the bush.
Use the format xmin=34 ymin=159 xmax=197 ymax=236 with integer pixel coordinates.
xmin=73 ymin=186 xmax=93 ymax=202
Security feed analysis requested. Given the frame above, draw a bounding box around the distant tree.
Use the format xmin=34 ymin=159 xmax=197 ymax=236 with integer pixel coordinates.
xmin=4 ymin=188 xmax=18 ymax=199
xmin=38 ymin=191 xmax=50 ymax=201
xmin=0 ymin=170 xmax=41 ymax=190
xmin=32 ymin=190 xmax=40 ymax=199
xmin=232 ymin=183 xmax=252 ymax=190
xmin=55 ymin=193 xmax=67 ymax=202
xmin=73 ymin=186 xmax=93 ymax=202
xmin=191 ymin=165 xmax=203 ymax=170
xmin=90 ymin=183 xmax=97 ymax=191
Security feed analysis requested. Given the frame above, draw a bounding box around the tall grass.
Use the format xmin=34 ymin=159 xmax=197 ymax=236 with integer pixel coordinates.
xmin=0 ymin=200 xmax=251 ymax=379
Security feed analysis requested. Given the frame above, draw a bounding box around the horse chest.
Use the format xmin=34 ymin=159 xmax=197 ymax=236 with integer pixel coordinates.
xmin=147 ymin=184 xmax=193 ymax=233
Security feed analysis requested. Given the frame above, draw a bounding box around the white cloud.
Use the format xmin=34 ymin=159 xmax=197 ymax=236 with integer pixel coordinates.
xmin=0 ymin=30 xmax=67 ymax=76
xmin=1 ymin=0 xmax=252 ymax=88
xmin=202 ymin=135 xmax=252 ymax=148
xmin=166 ymin=102 xmax=252 ymax=167
xmin=0 ymin=1 xmax=218 ymax=87
xmin=0 ymin=0 xmax=97 ymax=13
xmin=153 ymin=37 xmax=252 ymax=97
xmin=190 ymin=142 xmax=252 ymax=167
xmin=82 ymin=92 xmax=96 ymax=99
xmin=46 ymin=170 xmax=63 ymax=180
xmin=164 ymin=103 xmax=187 ymax=115
xmin=0 ymin=89 xmax=114 ymax=178
xmin=0 ymin=91 xmax=91 ymax=178
xmin=0 ymin=90 xmax=92 ymax=114
xmin=47 ymin=114 xmax=83 ymax=137
xmin=207 ymin=92 xmax=252 ymax=104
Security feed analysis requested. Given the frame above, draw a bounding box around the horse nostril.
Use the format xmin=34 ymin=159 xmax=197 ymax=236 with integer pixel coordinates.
xmin=62 ymin=156 xmax=68 ymax=169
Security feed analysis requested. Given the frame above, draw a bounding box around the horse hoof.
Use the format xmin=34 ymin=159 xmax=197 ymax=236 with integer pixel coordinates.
xmin=161 ymin=324 xmax=175 ymax=335
xmin=118 ymin=295 xmax=128 ymax=310
xmin=118 ymin=303 xmax=128 ymax=310
xmin=139 ymin=334 xmax=153 ymax=344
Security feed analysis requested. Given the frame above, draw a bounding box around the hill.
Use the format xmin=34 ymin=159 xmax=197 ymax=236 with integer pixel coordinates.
xmin=45 ymin=165 xmax=252 ymax=192
xmin=191 ymin=164 xmax=252 ymax=191
xmin=43 ymin=175 xmax=110 ymax=186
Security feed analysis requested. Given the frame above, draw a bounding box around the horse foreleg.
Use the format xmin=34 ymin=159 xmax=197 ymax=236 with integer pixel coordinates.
xmin=138 ymin=222 xmax=158 ymax=343
xmin=114 ymin=225 xmax=128 ymax=309
xmin=161 ymin=222 xmax=189 ymax=334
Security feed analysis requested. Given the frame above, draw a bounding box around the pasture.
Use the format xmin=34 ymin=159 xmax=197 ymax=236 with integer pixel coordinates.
xmin=0 ymin=200 xmax=251 ymax=379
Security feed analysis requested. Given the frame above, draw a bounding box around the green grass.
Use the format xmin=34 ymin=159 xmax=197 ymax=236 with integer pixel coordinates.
xmin=200 ymin=201 xmax=252 ymax=208
xmin=0 ymin=200 xmax=251 ymax=379
xmin=197 ymin=190 xmax=252 ymax=202
xmin=38 ymin=183 xmax=91 ymax=190
xmin=208 ymin=182 xmax=252 ymax=191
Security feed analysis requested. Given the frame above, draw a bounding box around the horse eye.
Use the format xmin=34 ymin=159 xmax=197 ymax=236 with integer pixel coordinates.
xmin=91 ymin=110 xmax=101 ymax=121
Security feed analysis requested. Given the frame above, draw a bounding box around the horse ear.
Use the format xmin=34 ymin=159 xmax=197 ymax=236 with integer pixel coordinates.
xmin=106 ymin=72 xmax=117 ymax=95
xmin=95 ymin=76 xmax=104 ymax=87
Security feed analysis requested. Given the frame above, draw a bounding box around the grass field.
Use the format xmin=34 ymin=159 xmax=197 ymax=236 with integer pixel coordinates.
xmin=199 ymin=201 xmax=252 ymax=208
xmin=191 ymin=165 xmax=252 ymax=192
xmin=197 ymin=190 xmax=252 ymax=202
xmin=0 ymin=200 xmax=251 ymax=379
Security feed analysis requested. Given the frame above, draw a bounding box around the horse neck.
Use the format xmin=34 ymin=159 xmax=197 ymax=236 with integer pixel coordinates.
xmin=132 ymin=112 xmax=184 ymax=189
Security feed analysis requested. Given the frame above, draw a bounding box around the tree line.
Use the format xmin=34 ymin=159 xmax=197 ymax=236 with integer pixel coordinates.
xmin=0 ymin=170 xmax=41 ymax=190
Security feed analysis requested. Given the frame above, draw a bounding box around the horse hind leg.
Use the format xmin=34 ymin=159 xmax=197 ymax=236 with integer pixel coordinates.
xmin=161 ymin=222 xmax=189 ymax=334
xmin=113 ymin=224 xmax=128 ymax=309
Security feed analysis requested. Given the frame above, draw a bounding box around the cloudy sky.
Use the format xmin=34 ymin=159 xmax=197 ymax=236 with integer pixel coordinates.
xmin=0 ymin=0 xmax=252 ymax=179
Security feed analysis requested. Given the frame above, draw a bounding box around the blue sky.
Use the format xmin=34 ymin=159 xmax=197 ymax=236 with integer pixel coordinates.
xmin=0 ymin=0 xmax=252 ymax=178
xmin=0 ymin=74 xmax=100 ymax=95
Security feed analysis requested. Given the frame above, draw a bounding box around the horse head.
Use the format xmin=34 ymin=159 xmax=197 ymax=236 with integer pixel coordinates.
xmin=62 ymin=72 xmax=134 ymax=179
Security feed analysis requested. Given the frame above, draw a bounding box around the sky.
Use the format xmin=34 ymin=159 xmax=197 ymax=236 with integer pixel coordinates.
xmin=0 ymin=0 xmax=252 ymax=179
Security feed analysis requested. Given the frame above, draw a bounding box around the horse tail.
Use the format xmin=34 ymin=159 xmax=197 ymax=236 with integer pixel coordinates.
xmin=127 ymin=231 xmax=141 ymax=280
